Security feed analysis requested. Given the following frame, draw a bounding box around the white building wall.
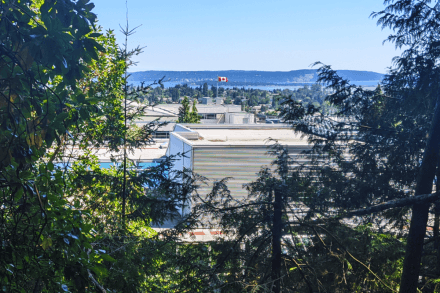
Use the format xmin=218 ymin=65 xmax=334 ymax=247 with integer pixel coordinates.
xmin=165 ymin=132 xmax=194 ymax=215
xmin=167 ymin=133 xmax=185 ymax=174
xmin=167 ymin=133 xmax=194 ymax=174
xmin=225 ymin=113 xmax=255 ymax=124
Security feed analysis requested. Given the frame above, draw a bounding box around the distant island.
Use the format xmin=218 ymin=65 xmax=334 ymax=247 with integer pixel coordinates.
xmin=128 ymin=69 xmax=384 ymax=88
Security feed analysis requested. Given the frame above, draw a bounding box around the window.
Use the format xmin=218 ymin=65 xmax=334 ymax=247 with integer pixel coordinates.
xmin=153 ymin=131 xmax=170 ymax=139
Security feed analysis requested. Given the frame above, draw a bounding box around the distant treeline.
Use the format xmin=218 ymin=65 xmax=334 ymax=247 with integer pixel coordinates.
xmin=138 ymin=82 xmax=328 ymax=112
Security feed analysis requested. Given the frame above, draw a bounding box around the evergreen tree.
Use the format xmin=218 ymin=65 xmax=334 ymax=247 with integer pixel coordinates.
xmin=273 ymin=0 xmax=440 ymax=285
xmin=211 ymin=85 xmax=217 ymax=97
xmin=190 ymin=99 xmax=201 ymax=123
xmin=178 ymin=96 xmax=191 ymax=123
xmin=202 ymin=82 xmax=209 ymax=97
xmin=371 ymin=2 xmax=440 ymax=291
xmin=190 ymin=143 xmax=405 ymax=292
xmin=249 ymin=95 xmax=258 ymax=106
xmin=178 ymin=96 xmax=200 ymax=123
xmin=171 ymin=88 xmax=180 ymax=102
xmin=233 ymin=92 xmax=241 ymax=105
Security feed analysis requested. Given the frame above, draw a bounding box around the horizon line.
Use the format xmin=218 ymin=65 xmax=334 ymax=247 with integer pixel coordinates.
xmin=129 ymin=69 xmax=386 ymax=74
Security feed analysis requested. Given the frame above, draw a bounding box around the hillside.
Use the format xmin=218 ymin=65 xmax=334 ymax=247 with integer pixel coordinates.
xmin=128 ymin=69 xmax=384 ymax=87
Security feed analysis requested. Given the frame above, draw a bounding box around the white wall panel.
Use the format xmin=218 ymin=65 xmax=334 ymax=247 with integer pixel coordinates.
xmin=168 ymin=133 xmax=185 ymax=180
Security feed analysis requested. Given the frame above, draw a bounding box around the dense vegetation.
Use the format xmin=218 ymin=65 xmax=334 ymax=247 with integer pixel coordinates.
xmin=0 ymin=1 xmax=196 ymax=291
xmin=2 ymin=0 xmax=440 ymax=292
xmin=141 ymin=82 xmax=329 ymax=112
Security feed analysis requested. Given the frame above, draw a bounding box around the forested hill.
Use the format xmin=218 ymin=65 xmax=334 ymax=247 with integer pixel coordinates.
xmin=128 ymin=69 xmax=384 ymax=86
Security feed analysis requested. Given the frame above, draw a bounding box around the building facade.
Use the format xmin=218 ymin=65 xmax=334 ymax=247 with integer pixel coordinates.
xmin=166 ymin=124 xmax=311 ymax=200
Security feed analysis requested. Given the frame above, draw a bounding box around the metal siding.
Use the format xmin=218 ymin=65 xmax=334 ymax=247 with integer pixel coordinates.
xmin=193 ymin=146 xmax=310 ymax=200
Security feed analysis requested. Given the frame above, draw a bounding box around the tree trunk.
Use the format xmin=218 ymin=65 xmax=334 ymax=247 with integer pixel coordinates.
xmin=435 ymin=160 xmax=440 ymax=275
xmin=272 ymin=189 xmax=282 ymax=293
xmin=400 ymin=96 xmax=440 ymax=292
xmin=435 ymin=202 xmax=440 ymax=275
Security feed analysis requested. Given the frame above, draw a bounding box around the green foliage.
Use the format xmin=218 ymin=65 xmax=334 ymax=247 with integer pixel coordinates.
xmin=0 ymin=0 xmax=108 ymax=291
xmin=224 ymin=96 xmax=232 ymax=104
xmin=273 ymin=2 xmax=440 ymax=290
xmin=178 ymin=96 xmax=191 ymax=123
xmin=202 ymin=82 xmax=209 ymax=96
xmin=178 ymin=96 xmax=200 ymax=123
xmin=145 ymin=83 xmax=327 ymax=112
xmin=265 ymin=110 xmax=279 ymax=116
xmin=184 ymin=144 xmax=405 ymax=292
xmin=190 ymin=99 xmax=201 ymax=123
xmin=2 ymin=0 xmax=431 ymax=292
xmin=0 ymin=1 xmax=191 ymax=291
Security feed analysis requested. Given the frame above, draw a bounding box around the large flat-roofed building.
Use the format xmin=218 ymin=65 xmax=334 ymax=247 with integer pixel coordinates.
xmin=137 ymin=104 xmax=255 ymax=127
xmin=154 ymin=104 xmax=246 ymax=124
xmin=166 ymin=124 xmax=310 ymax=200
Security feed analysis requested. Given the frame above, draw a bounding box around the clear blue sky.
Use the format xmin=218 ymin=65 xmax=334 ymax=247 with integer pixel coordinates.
xmin=91 ymin=0 xmax=401 ymax=74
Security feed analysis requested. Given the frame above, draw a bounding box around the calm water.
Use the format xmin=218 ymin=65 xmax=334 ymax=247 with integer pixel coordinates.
xmin=128 ymin=80 xmax=381 ymax=91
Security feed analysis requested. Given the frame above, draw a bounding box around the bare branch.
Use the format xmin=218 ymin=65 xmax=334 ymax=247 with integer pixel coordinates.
xmin=339 ymin=192 xmax=440 ymax=218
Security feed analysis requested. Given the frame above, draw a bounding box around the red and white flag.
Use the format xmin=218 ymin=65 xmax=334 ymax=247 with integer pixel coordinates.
xmin=218 ymin=76 xmax=228 ymax=82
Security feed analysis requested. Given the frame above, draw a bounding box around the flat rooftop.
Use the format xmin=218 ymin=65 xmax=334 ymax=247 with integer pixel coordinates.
xmin=156 ymin=104 xmax=242 ymax=114
xmin=61 ymin=141 xmax=168 ymax=162
xmin=176 ymin=127 xmax=308 ymax=146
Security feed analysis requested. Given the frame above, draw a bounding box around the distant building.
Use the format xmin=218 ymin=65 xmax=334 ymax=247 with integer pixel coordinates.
xmin=200 ymin=97 xmax=212 ymax=104
xmin=200 ymin=97 xmax=223 ymax=105
xmin=140 ymin=104 xmax=253 ymax=125
xmin=224 ymin=112 xmax=255 ymax=124
xmin=250 ymin=105 xmax=262 ymax=114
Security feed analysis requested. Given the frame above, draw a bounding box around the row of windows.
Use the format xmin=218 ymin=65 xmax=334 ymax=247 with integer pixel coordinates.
xmin=153 ymin=131 xmax=170 ymax=139
xmin=199 ymin=113 xmax=218 ymax=119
